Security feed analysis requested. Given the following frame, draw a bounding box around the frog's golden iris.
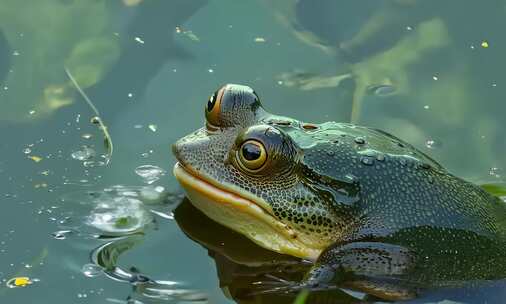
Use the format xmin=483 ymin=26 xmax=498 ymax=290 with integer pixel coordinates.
xmin=236 ymin=139 xmax=267 ymax=173
xmin=173 ymin=84 xmax=506 ymax=300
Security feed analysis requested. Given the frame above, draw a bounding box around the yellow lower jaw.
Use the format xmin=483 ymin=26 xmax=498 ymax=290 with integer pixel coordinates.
xmin=173 ymin=163 xmax=321 ymax=261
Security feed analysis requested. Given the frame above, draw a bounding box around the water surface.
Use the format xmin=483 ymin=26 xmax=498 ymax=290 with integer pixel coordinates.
xmin=1 ymin=1 xmax=506 ymax=303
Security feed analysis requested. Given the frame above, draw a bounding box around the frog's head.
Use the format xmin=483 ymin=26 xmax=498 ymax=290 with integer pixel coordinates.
xmin=173 ymin=84 xmax=356 ymax=260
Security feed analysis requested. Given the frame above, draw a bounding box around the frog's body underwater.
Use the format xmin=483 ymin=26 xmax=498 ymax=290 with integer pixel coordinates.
xmin=172 ymin=84 xmax=506 ymax=300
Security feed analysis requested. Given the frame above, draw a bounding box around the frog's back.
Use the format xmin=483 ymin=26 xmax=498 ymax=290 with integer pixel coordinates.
xmin=299 ymin=122 xmax=506 ymax=239
xmin=298 ymin=122 xmax=506 ymax=284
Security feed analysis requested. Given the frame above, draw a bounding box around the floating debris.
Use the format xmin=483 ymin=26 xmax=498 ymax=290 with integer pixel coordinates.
xmin=81 ymin=133 xmax=93 ymax=139
xmin=23 ymin=148 xmax=31 ymax=154
xmin=276 ymin=71 xmax=352 ymax=90
xmin=148 ymin=124 xmax=157 ymax=132
xmin=425 ymin=139 xmax=442 ymax=149
xmin=481 ymin=40 xmax=489 ymax=48
xmin=65 ymin=67 xmax=113 ymax=165
xmin=254 ymin=37 xmax=266 ymax=43
xmin=28 ymin=155 xmax=43 ymax=162
xmin=82 ymin=263 xmax=103 ymax=277
xmin=135 ymin=165 xmax=166 ymax=184
xmin=134 ymin=37 xmax=145 ymax=44
xmin=34 ymin=183 xmax=48 ymax=189
xmin=28 ymin=110 xmax=36 ymax=115
xmin=71 ymin=146 xmax=96 ymax=161
xmin=489 ymin=167 xmax=503 ymax=178
xmin=432 ymin=75 xmax=439 ymax=81
xmin=6 ymin=277 xmax=36 ymax=288
xmin=175 ymin=26 xmax=200 ymax=42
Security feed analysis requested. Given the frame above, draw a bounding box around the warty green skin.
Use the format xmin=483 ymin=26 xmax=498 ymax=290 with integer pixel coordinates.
xmin=172 ymin=84 xmax=506 ymax=299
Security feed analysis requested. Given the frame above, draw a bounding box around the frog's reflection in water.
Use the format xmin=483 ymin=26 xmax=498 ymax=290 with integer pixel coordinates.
xmin=174 ymin=199 xmax=373 ymax=304
xmin=174 ymin=199 xmax=506 ymax=304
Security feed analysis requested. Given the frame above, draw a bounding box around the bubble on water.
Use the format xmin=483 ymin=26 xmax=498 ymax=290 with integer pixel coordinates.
xmin=425 ymin=139 xmax=442 ymax=149
xmin=86 ymin=196 xmax=153 ymax=234
xmin=81 ymin=133 xmax=93 ymax=139
xmin=135 ymin=165 xmax=166 ymax=184
xmin=23 ymin=148 xmax=31 ymax=154
xmin=82 ymin=263 xmax=103 ymax=277
xmin=140 ymin=186 xmax=167 ymax=204
xmin=71 ymin=146 xmax=96 ymax=161
xmin=83 ymin=160 xmax=106 ymax=168
xmin=51 ymin=230 xmax=72 ymax=240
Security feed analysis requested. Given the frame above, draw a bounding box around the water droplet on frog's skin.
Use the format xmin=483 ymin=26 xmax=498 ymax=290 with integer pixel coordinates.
xmin=354 ymin=137 xmax=366 ymax=145
xmin=345 ymin=174 xmax=358 ymax=183
xmin=361 ymin=157 xmax=374 ymax=166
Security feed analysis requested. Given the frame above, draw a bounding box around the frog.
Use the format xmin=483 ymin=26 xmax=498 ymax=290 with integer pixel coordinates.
xmin=172 ymin=84 xmax=506 ymax=301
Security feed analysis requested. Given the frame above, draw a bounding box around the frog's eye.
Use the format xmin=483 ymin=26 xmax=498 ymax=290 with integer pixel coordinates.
xmin=236 ymin=140 xmax=267 ymax=172
xmin=205 ymin=87 xmax=225 ymax=127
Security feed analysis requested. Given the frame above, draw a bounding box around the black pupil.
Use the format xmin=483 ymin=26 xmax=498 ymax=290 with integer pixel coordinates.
xmin=242 ymin=143 xmax=261 ymax=161
xmin=207 ymin=93 xmax=217 ymax=112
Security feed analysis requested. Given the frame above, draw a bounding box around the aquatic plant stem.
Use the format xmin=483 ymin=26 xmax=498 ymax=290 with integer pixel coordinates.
xmin=64 ymin=67 xmax=113 ymax=165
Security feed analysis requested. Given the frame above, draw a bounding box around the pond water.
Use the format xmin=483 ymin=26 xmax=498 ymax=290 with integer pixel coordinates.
xmin=1 ymin=1 xmax=506 ymax=303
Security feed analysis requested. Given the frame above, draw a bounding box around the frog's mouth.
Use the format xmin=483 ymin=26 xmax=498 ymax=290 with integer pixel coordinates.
xmin=173 ymin=162 xmax=322 ymax=261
